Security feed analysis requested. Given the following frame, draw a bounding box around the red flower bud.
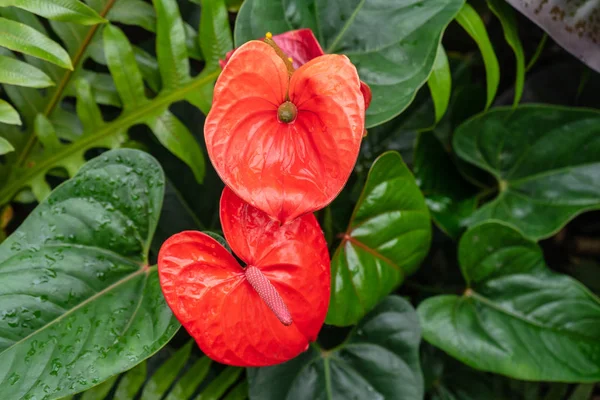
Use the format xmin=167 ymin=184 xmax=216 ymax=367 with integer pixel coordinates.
xmin=158 ymin=188 xmax=330 ymax=367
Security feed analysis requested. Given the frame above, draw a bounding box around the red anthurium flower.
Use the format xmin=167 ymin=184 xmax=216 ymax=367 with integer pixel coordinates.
xmin=220 ymin=29 xmax=372 ymax=110
xmin=158 ymin=187 xmax=330 ymax=367
xmin=205 ymin=39 xmax=365 ymax=223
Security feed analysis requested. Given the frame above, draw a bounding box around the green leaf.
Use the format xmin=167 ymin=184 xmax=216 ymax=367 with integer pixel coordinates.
xmin=0 ymin=17 xmax=72 ymax=69
xmin=34 ymin=114 xmax=62 ymax=152
xmin=505 ymin=0 xmax=600 ymax=72
xmin=114 ymin=361 xmax=147 ymax=400
xmin=0 ymin=98 xmax=20 ymax=125
xmin=234 ymin=0 xmax=464 ymax=128
xmin=455 ymin=3 xmax=499 ymax=109
xmin=103 ymin=23 xmax=205 ymax=182
xmin=427 ymin=44 xmax=451 ymax=123
xmin=0 ymin=0 xmax=107 ymax=25
xmin=487 ymin=0 xmax=525 ymax=106
xmin=326 ymin=151 xmax=431 ymax=326
xmin=453 ymin=104 xmax=600 ymax=240
xmin=0 ymin=136 xmax=15 ymax=155
xmin=196 ymin=367 xmax=243 ymax=400
xmin=0 ymin=54 xmax=54 ymax=87
xmin=414 ymin=131 xmax=476 ymax=239
xmin=153 ymin=0 xmax=190 ymax=91
xmin=249 ymin=296 xmax=423 ymax=400
xmin=103 ymin=24 xmax=147 ymax=109
xmin=418 ymin=222 xmax=600 ymax=382
xmin=185 ymin=0 xmax=233 ymax=114
xmin=0 ymin=149 xmax=180 ymax=399
xmin=199 ymin=0 xmax=232 ymax=69
xmin=222 ymin=381 xmax=248 ymax=400
xmin=568 ymin=384 xmax=595 ymax=400
xmin=165 ymin=356 xmax=212 ymax=400
xmin=141 ymin=341 xmax=193 ymax=400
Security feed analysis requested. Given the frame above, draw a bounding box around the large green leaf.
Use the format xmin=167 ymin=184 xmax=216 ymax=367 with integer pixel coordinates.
xmin=234 ymin=0 xmax=464 ymax=128
xmin=326 ymin=151 xmax=431 ymax=326
xmin=0 ymin=17 xmax=72 ymax=69
xmin=504 ymin=0 xmax=600 ymax=72
xmin=0 ymin=0 xmax=106 ymax=25
xmin=0 ymin=149 xmax=180 ymax=399
xmin=0 ymin=54 xmax=55 ymax=88
xmin=249 ymin=296 xmax=423 ymax=400
xmin=418 ymin=222 xmax=600 ymax=382
xmin=454 ymin=104 xmax=600 ymax=240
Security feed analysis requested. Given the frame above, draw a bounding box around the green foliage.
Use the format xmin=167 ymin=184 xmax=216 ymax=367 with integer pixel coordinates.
xmin=326 ymin=152 xmax=431 ymax=326
xmin=249 ymin=296 xmax=423 ymax=400
xmin=234 ymin=0 xmax=465 ymax=128
xmin=0 ymin=149 xmax=179 ymax=399
xmin=418 ymin=222 xmax=600 ymax=382
xmin=1 ymin=1 xmax=600 ymax=399
xmin=454 ymin=105 xmax=600 ymax=240
xmin=74 ymin=340 xmax=244 ymax=400
xmin=455 ymin=3 xmax=500 ymax=109
xmin=0 ymin=0 xmax=230 ymax=207
xmin=427 ymin=44 xmax=452 ymax=124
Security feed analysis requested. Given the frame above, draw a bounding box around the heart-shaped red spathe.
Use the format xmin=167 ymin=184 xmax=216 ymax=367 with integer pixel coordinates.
xmin=205 ymin=39 xmax=365 ymax=224
xmin=158 ymin=187 xmax=330 ymax=367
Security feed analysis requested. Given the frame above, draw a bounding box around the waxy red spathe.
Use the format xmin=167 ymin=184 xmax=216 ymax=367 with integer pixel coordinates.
xmin=205 ymin=39 xmax=365 ymax=223
xmin=158 ymin=188 xmax=330 ymax=367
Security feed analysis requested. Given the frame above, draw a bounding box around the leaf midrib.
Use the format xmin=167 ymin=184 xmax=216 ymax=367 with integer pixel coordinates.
xmin=0 ymin=69 xmax=220 ymax=205
xmin=469 ymin=290 xmax=600 ymax=343
xmin=0 ymin=266 xmax=152 ymax=359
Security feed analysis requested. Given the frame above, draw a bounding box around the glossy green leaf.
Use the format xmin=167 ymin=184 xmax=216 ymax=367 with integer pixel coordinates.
xmin=326 ymin=151 xmax=431 ymax=326
xmin=0 ymin=17 xmax=72 ymax=69
xmin=153 ymin=0 xmax=190 ymax=91
xmin=103 ymin=23 xmax=205 ymax=183
xmin=0 ymin=149 xmax=180 ymax=399
xmin=249 ymin=296 xmax=423 ymax=400
xmin=414 ymin=131 xmax=476 ymax=239
xmin=455 ymin=3 xmax=499 ymax=109
xmin=234 ymin=0 xmax=464 ymax=128
xmin=0 ymin=54 xmax=54 ymax=88
xmin=427 ymin=44 xmax=451 ymax=123
xmin=0 ymin=137 xmax=15 ymax=155
xmin=0 ymin=98 xmax=21 ymax=125
xmin=142 ymin=342 xmax=193 ymax=400
xmin=505 ymin=0 xmax=600 ymax=72
xmin=488 ymin=0 xmax=525 ymax=106
xmin=418 ymin=222 xmax=600 ymax=382
xmin=454 ymin=104 xmax=600 ymax=240
xmin=0 ymin=0 xmax=106 ymax=25
xmin=114 ymin=361 xmax=147 ymax=400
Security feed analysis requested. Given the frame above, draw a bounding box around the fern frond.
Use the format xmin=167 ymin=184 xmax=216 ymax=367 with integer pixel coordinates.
xmin=0 ymin=0 xmax=232 ymax=209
